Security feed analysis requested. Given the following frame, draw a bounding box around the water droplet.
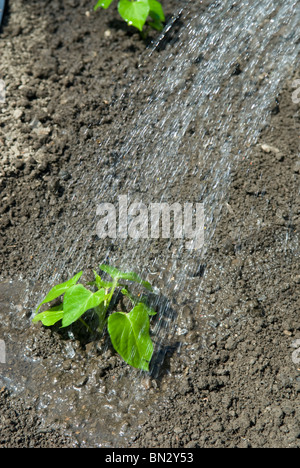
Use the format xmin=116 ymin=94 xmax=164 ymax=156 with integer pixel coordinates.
xmin=128 ymin=21 xmax=133 ymax=26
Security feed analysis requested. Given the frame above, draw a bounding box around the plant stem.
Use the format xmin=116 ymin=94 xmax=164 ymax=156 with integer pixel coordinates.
xmin=95 ymin=279 xmax=119 ymax=333
xmin=79 ymin=317 xmax=93 ymax=334
xmin=105 ymin=278 xmax=118 ymax=310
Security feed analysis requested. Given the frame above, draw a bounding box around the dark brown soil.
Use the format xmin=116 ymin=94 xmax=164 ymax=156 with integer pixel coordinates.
xmin=0 ymin=0 xmax=299 ymax=448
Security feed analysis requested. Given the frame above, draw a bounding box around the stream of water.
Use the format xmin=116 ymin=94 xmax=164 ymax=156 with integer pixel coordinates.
xmin=0 ymin=0 xmax=299 ymax=447
xmin=31 ymin=0 xmax=300 ymax=282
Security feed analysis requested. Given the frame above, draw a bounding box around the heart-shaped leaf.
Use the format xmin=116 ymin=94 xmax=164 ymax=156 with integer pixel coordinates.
xmin=62 ymin=284 xmax=106 ymax=328
xmin=118 ymin=0 xmax=150 ymax=31
xmin=108 ymin=303 xmax=153 ymax=371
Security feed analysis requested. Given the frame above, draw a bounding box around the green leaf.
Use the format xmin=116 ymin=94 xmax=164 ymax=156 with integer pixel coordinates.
xmin=148 ymin=0 xmax=165 ymax=21
xmin=94 ymin=0 xmax=114 ymax=10
xmin=61 ymin=284 xmax=106 ymax=328
xmin=118 ymin=0 xmax=150 ymax=31
xmin=147 ymin=0 xmax=164 ymax=31
xmin=35 ymin=271 xmax=83 ymax=313
xmin=117 ymin=272 xmax=153 ymax=291
xmin=99 ymin=264 xmax=153 ymax=291
xmin=108 ymin=303 xmax=153 ymax=371
xmin=99 ymin=264 xmax=121 ymax=279
xmin=32 ymin=305 xmax=64 ymax=326
xmin=88 ymin=270 xmax=114 ymax=290
xmin=148 ymin=19 xmax=164 ymax=31
xmin=93 ymin=270 xmax=114 ymax=289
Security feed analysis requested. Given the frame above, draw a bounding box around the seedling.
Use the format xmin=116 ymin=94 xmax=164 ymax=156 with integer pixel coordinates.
xmin=94 ymin=0 xmax=165 ymax=32
xmin=32 ymin=265 xmax=156 ymax=371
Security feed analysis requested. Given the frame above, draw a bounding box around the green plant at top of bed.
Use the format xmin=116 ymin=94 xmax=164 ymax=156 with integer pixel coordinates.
xmin=32 ymin=264 xmax=157 ymax=371
xmin=94 ymin=0 xmax=165 ymax=32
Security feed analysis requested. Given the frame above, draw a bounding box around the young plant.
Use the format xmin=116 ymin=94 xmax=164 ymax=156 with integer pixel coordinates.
xmin=32 ymin=265 xmax=156 ymax=371
xmin=94 ymin=0 xmax=165 ymax=32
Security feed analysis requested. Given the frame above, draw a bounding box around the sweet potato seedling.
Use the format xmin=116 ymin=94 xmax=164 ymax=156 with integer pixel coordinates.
xmin=32 ymin=265 xmax=156 ymax=371
xmin=94 ymin=0 xmax=165 ymax=32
